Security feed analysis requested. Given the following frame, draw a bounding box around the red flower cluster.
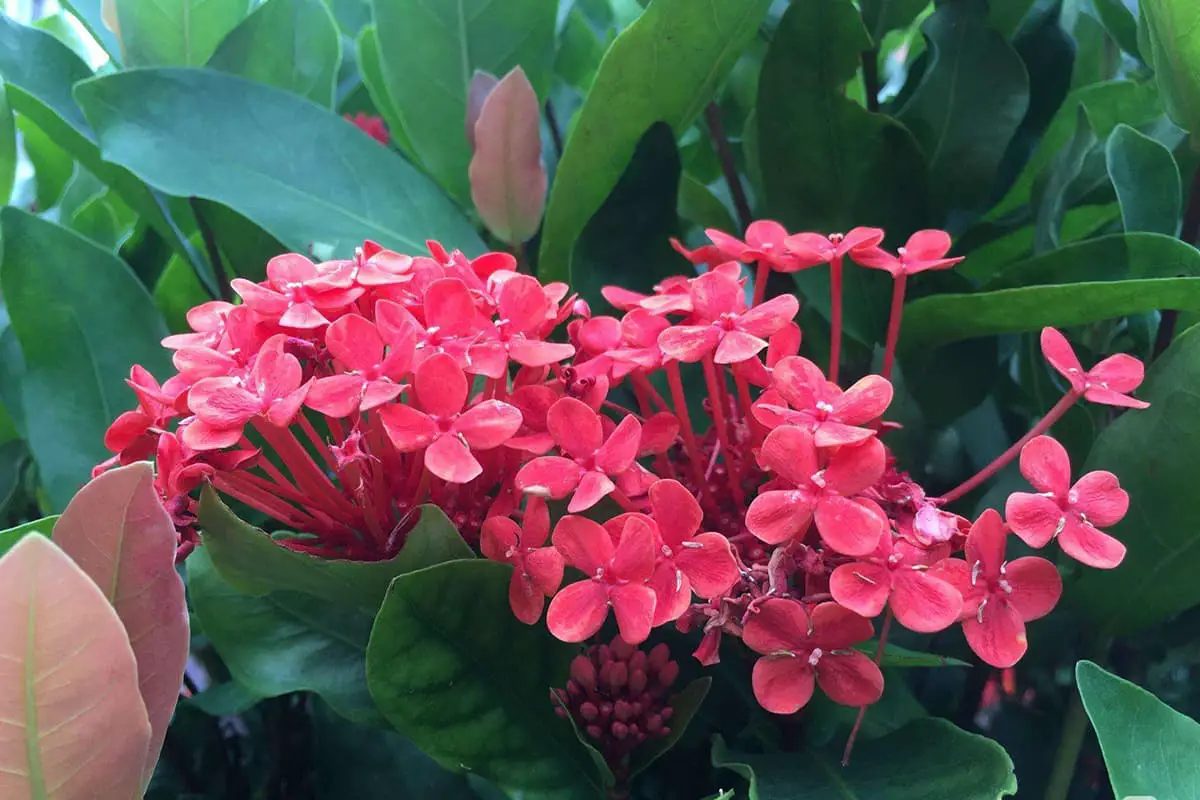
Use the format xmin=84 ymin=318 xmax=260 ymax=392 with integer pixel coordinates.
xmin=344 ymin=112 xmax=390 ymax=146
xmin=99 ymin=221 xmax=1147 ymax=754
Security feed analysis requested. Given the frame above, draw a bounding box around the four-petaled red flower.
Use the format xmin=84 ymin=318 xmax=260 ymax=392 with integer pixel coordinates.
xmin=231 ymin=253 xmax=363 ymax=329
xmin=933 ymin=509 xmax=1063 ymax=668
xmin=1005 ymin=436 xmax=1128 ymax=569
xmin=305 ymin=313 xmax=415 ymax=417
xmin=481 ymin=496 xmax=565 ymax=624
xmin=853 ymin=229 xmax=964 ymax=276
xmin=782 ymin=226 xmax=885 ymax=267
xmin=1040 ymin=327 xmax=1149 ymax=408
xmin=753 ymin=355 xmax=893 ymax=446
xmin=704 ymin=220 xmax=797 ymax=271
xmin=743 ymin=598 xmax=884 ymax=714
xmin=829 ymin=535 xmax=962 ymax=633
xmin=547 ymin=514 xmax=657 ymax=644
xmin=378 ymin=352 xmax=522 ymax=483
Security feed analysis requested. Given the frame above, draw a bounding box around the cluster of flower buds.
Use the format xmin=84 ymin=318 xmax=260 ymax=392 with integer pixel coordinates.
xmin=100 ymin=219 xmax=1147 ymax=758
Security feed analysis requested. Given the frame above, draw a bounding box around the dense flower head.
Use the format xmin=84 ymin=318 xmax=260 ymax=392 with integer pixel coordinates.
xmin=99 ymin=220 xmax=1149 ymax=765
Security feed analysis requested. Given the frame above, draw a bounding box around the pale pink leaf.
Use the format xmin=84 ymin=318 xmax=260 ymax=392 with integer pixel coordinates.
xmin=466 ymin=69 xmax=500 ymax=150
xmin=53 ymin=462 xmax=190 ymax=786
xmin=0 ymin=535 xmax=151 ymax=799
xmin=469 ymin=66 xmax=548 ymax=244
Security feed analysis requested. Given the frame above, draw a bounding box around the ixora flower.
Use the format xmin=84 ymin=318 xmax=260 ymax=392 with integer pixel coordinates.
xmin=97 ymin=220 xmax=1147 ymax=768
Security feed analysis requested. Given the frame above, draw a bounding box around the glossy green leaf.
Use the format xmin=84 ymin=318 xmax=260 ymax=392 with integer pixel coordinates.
xmin=197 ymin=486 xmax=472 ymax=611
xmin=678 ymin=175 xmax=736 ymax=234
xmin=712 ymin=718 xmax=1016 ymax=799
xmin=1092 ymin=0 xmax=1142 ymax=60
xmin=1072 ymin=326 xmax=1200 ymax=634
xmin=112 ymin=0 xmax=248 ymax=66
xmin=901 ymin=233 xmax=1200 ymax=348
xmin=154 ymin=249 xmax=210 ymax=333
xmin=0 ymin=208 xmax=170 ymax=510
xmin=958 ymin=204 xmax=1121 ymax=283
xmin=896 ymin=3 xmax=1030 ymax=212
xmin=555 ymin=8 xmax=605 ymax=90
xmin=75 ymin=67 xmax=484 ymax=258
xmin=857 ymin=642 xmax=970 ymax=668
xmin=861 ymin=0 xmax=928 ymax=43
xmin=32 ymin=12 xmax=97 ymax=65
xmin=1106 ymin=123 xmax=1182 ymax=236
xmin=372 ymin=0 xmax=557 ymax=205
xmin=208 ymin=0 xmax=341 ymax=106
xmin=367 ymin=559 xmax=604 ymax=799
xmin=187 ymin=548 xmax=384 ymax=725
xmin=354 ymin=25 xmax=418 ymax=161
xmin=550 ymin=692 xmax=616 ymax=790
xmin=17 ymin=117 xmax=73 ymax=211
xmin=1140 ymin=0 xmax=1200 ymax=147
xmin=61 ymin=0 xmax=122 ymax=62
xmin=988 ymin=0 xmax=1037 ymax=39
xmin=0 ymin=85 xmax=14 ymax=205
xmin=185 ymin=679 xmax=263 ymax=717
xmin=0 ymin=515 xmax=56 ymax=559
xmin=539 ymin=0 xmax=770 ymax=282
xmin=1076 ymin=660 xmax=1200 ymax=798
xmin=628 ymin=677 xmax=711 ymax=777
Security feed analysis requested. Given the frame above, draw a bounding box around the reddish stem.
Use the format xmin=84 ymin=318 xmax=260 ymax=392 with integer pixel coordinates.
xmin=703 ymin=355 xmax=743 ymax=506
xmin=938 ymin=390 xmax=1081 ymax=505
xmin=881 ymin=272 xmax=908 ymax=381
xmin=842 ymin=609 xmax=893 ymax=766
xmin=664 ymin=360 xmax=709 ymax=500
xmin=829 ymin=255 xmax=844 ymax=383
xmin=752 ymin=260 xmax=771 ymax=308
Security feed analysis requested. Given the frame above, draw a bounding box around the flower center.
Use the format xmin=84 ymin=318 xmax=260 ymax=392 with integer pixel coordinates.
xmin=808 ymin=647 xmax=824 ymax=667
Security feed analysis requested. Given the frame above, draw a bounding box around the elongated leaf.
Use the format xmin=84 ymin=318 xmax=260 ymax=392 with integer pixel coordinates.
xmin=187 ymin=548 xmax=384 ymax=725
xmin=0 ymin=515 xmax=56 ymax=559
xmin=1093 ymin=0 xmax=1142 ymax=60
xmin=62 ymin=0 xmax=122 ymax=62
xmin=1106 ymin=123 xmax=1182 ymax=236
xmin=371 ymin=0 xmax=557 ymax=205
xmin=1076 ymin=660 xmax=1200 ymax=798
xmin=354 ymin=24 xmax=418 ymax=162
xmin=75 ymin=68 xmax=484 ymax=258
xmin=0 ymin=208 xmax=171 ymax=510
xmin=469 ymin=67 xmax=547 ymax=245
xmin=0 ymin=441 xmax=27 ymax=518
xmin=1140 ymin=0 xmax=1200 ymax=146
xmin=712 ymin=718 xmax=1016 ymax=799
xmin=857 ymin=642 xmax=970 ymax=668
xmin=113 ymin=0 xmax=247 ymax=66
xmin=53 ymin=462 xmax=189 ymax=785
xmin=629 ymin=677 xmax=711 ymax=777
xmin=207 ymin=0 xmax=341 ymax=107
xmin=861 ymin=0 xmax=928 ymax=43
xmin=958 ymin=204 xmax=1121 ymax=283
xmin=0 ymin=85 xmax=14 ymax=204
xmin=897 ymin=3 xmax=1030 ymax=212
xmin=198 ymin=486 xmax=472 ymax=610
xmin=367 ymin=559 xmax=604 ymax=799
xmin=0 ymin=535 xmax=151 ymax=799
xmin=539 ymin=0 xmax=770 ymax=282
xmin=1072 ymin=326 xmax=1200 ymax=633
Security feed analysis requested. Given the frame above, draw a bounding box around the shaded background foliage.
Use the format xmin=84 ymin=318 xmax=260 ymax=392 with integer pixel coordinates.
xmin=1 ymin=0 xmax=1200 ymax=797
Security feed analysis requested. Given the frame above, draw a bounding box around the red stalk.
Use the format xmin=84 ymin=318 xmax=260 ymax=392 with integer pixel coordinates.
xmin=664 ymin=361 xmax=710 ymax=499
xmin=842 ymin=609 xmax=893 ymax=766
xmin=829 ymin=254 xmax=844 ymax=383
xmin=702 ymin=356 xmax=743 ymax=506
xmin=881 ymin=272 xmax=908 ymax=381
xmin=752 ymin=260 xmax=770 ymax=308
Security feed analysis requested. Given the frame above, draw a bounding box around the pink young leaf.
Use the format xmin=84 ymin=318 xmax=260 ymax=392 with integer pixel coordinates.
xmin=466 ymin=69 xmax=500 ymax=151
xmin=469 ymin=66 xmax=548 ymax=245
xmin=0 ymin=535 xmax=151 ymax=799
xmin=53 ymin=462 xmax=190 ymax=786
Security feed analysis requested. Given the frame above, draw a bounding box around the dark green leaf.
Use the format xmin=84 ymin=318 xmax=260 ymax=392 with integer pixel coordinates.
xmin=184 ymin=680 xmax=263 ymax=716
xmin=75 ymin=68 xmax=484 ymax=258
xmin=857 ymin=642 xmax=970 ymax=668
xmin=17 ymin=117 xmax=73 ymax=211
xmin=354 ymin=25 xmax=418 ymax=162
xmin=1092 ymin=0 xmax=1142 ymax=60
xmin=367 ymin=559 xmax=604 ymax=799
xmin=113 ymin=0 xmax=248 ymax=66
xmin=0 ymin=440 xmax=26 ymax=517
xmin=1140 ymin=0 xmax=1200 ymax=147
xmin=957 ymin=204 xmax=1120 ymax=283
xmin=1077 ymin=660 xmax=1200 ymax=798
xmin=154 ymin=250 xmax=210 ymax=333
xmin=539 ymin=0 xmax=770 ymax=282
xmin=896 ymin=3 xmax=1030 ymax=212
xmin=207 ymin=0 xmax=341 ymax=107
xmin=678 ymin=175 xmax=737 ymax=234
xmin=1031 ymin=106 xmax=1098 ymax=253
xmin=712 ymin=718 xmax=1016 ymax=799
xmin=371 ymin=0 xmax=557 ymax=205
xmin=0 ymin=85 xmax=15 ymax=204
xmin=1106 ymin=123 xmax=1182 ymax=236
xmin=0 ymin=208 xmax=171 ymax=510
xmin=628 ymin=677 xmax=711 ymax=777
xmin=0 ymin=515 xmax=56 ymax=559
xmin=197 ymin=486 xmax=473 ymax=611
xmin=550 ymin=692 xmax=616 ymax=789
xmin=187 ymin=548 xmax=384 ymax=725
xmin=32 ymin=12 xmax=96 ymax=63
xmin=555 ymin=8 xmax=605 ymax=90
xmin=0 ymin=322 xmax=25 ymax=438
xmin=1072 ymin=326 xmax=1200 ymax=634
xmin=861 ymin=0 xmax=928 ymax=43
xmin=988 ymin=0 xmax=1037 ymax=39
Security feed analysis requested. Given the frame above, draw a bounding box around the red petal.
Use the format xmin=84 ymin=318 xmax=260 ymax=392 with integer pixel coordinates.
xmin=812 ymin=421 xmax=875 ymax=448
xmin=690 ymin=269 xmax=744 ymax=320
xmin=783 ymin=232 xmax=835 ymax=266
xmin=841 ymin=226 xmax=886 ymax=255
xmin=424 ymin=435 xmax=482 ymax=483
xmin=890 ymin=570 xmax=963 ymax=633
xmin=414 ymin=352 xmax=467 ymax=416
xmin=638 ymin=413 xmax=679 ymax=456
xmin=1019 ymin=435 xmax=1071 ymax=495
xmin=757 ymin=425 xmax=819 ymax=485
xmin=770 ymin=356 xmax=824 ymax=410
xmin=1082 ymin=386 xmax=1150 ymax=409
xmin=752 ymin=656 xmax=815 ymax=714
xmin=104 ymin=410 xmax=152 ymax=453
xmin=1040 ymin=328 xmax=1085 ymax=390
xmin=611 ymin=515 xmax=656 ymax=582
xmin=568 ymin=470 xmax=616 ymax=512
xmin=675 ymin=532 xmax=739 ymax=598
xmin=523 ymin=495 xmax=551 ymax=547
xmin=1087 ymin=353 xmax=1144 ymax=393
xmin=824 ymin=437 xmax=886 ymax=496
xmin=514 ymin=457 xmax=584 ymax=499
xmin=903 ymin=229 xmax=952 ymax=260
xmin=508 ymin=338 xmax=576 ymax=367
xmin=325 ymin=314 xmax=383 ymax=370
xmin=833 ymin=375 xmax=893 ymax=424
xmin=595 ymin=415 xmax=641 ymax=474
xmin=180 ymin=419 xmax=243 ymax=451
xmin=305 ymin=374 xmax=365 ymax=418
xmin=480 ymin=516 xmax=520 ymax=563
xmin=1004 ymin=556 xmax=1063 ymax=620
xmin=964 ymin=601 xmax=1027 ymax=668
xmin=424 ymin=278 xmax=481 ymax=336
xmin=742 ymin=597 xmax=811 ymax=655
xmin=965 ymin=509 xmax=1008 ymax=581
xmin=264 ymin=382 xmax=310 ymax=427
xmin=649 ymin=561 xmax=691 ymax=626
xmin=361 ymin=379 xmax=405 ymax=411
xmin=746 ymin=490 xmax=814 ymax=545
xmin=737 ymin=294 xmax=799 ymax=337
xmin=454 ymin=400 xmax=523 ymax=449
xmin=657 ymin=325 xmax=720 ymax=363
xmin=509 ymin=570 xmax=547 ymax=624
xmin=816 ymin=651 xmax=884 ymax=707
xmin=930 ymin=558 xmax=984 ymax=616
xmin=814 ymin=496 xmax=886 ymax=557
xmin=379 ymin=404 xmax=438 ymax=451
xmin=1070 ymin=471 xmax=1128 ymax=526
xmin=551 ymin=515 xmax=615 ymax=574
xmin=649 ymin=479 xmax=702 ymax=550
xmin=714 ymin=329 xmax=768 ymax=364
xmin=279 ymin=301 xmax=330 ymax=329
xmin=230 ymin=279 xmax=289 ymax=314
xmin=188 ymin=378 xmax=260 ymax=426
xmin=829 ymin=562 xmax=891 ymax=618
xmin=266 ymin=252 xmax=319 ymax=284
xmin=1004 ymin=493 xmax=1062 ymax=549
xmin=547 ymin=396 xmax=603 ymax=456
xmin=523 ymin=547 xmax=565 ymax=596
xmin=1058 ymin=516 xmax=1126 ymax=569
xmin=609 ymin=583 xmax=657 ymax=644
xmin=810 ymin=601 xmax=874 ymax=650
xmin=546 ymin=580 xmax=609 ymax=642
xmin=498 ymin=274 xmax=551 ymax=335
xmin=744 ymin=220 xmax=789 ymax=250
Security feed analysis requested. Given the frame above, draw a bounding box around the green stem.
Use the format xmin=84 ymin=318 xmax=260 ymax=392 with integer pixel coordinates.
xmin=1044 ymin=689 xmax=1088 ymax=800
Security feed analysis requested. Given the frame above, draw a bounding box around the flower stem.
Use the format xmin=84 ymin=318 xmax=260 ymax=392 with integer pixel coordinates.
xmin=841 ymin=608 xmax=892 ymax=766
xmin=881 ymin=272 xmax=908 ymax=381
xmin=752 ymin=260 xmax=770 ymax=308
xmin=938 ymin=390 xmax=1080 ymax=505
xmin=703 ymin=356 xmax=743 ymax=507
xmin=1044 ymin=688 xmax=1088 ymax=800
xmin=829 ymin=255 xmax=844 ymax=383
xmin=665 ymin=361 xmax=709 ymax=500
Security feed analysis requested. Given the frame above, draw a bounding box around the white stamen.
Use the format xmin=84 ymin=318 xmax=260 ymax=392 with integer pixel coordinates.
xmin=977 ymin=597 xmax=988 ymax=624
xmin=810 ymin=470 xmax=827 ymax=489
xmin=808 ymin=647 xmax=824 ymax=667
xmin=681 ymin=540 xmax=703 ymax=549
xmin=998 ymin=579 xmax=1013 ymax=594
xmin=853 ymin=571 xmax=876 ymax=585
xmin=816 ymin=401 xmax=834 ymax=414
xmin=970 ymin=560 xmax=983 ymax=587
xmin=1055 ymin=516 xmax=1066 ymax=536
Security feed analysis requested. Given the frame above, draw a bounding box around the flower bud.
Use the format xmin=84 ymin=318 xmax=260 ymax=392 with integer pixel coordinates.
xmin=570 ymin=654 xmax=597 ymax=690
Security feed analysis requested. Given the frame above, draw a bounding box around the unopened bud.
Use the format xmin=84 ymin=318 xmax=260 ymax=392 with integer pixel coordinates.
xmin=570 ymin=655 xmax=597 ymax=690
xmin=607 ymin=662 xmax=629 ymax=689
xmin=613 ymin=700 xmax=633 ymax=722
xmin=657 ymin=660 xmax=679 ymax=687
xmin=648 ymin=643 xmax=670 ymax=670
xmin=628 ymin=668 xmax=648 ymax=694
xmin=586 ymin=724 xmax=603 ymax=740
xmin=580 ymin=701 xmax=599 ymax=721
xmin=612 ymin=636 xmax=636 ymax=661
xmin=611 ymin=721 xmax=629 ymax=740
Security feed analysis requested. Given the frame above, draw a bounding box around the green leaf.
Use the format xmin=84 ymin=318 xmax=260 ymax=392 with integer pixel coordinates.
xmin=197 ymin=486 xmax=472 ymax=610
xmin=60 ymin=0 xmax=122 ymax=63
xmin=1076 ymin=660 xmax=1200 ymax=798
xmin=901 ymin=233 xmax=1200 ymax=349
xmin=555 ymin=8 xmax=605 ymax=91
xmin=154 ymin=248 xmax=210 ymax=333
xmin=207 ymin=0 xmax=341 ymax=107
xmin=113 ymin=0 xmax=248 ymax=66
xmin=1072 ymin=325 xmax=1200 ymax=634
xmin=0 ymin=440 xmax=27 ymax=517
xmin=0 ymin=85 xmax=15 ymax=204
xmin=957 ymin=204 xmax=1121 ymax=283
xmin=1140 ymin=0 xmax=1200 ymax=147
xmin=32 ymin=12 xmax=98 ymax=64
xmin=0 ymin=515 xmax=57 ymax=559
xmin=712 ymin=718 xmax=1016 ymax=799
xmin=371 ymin=0 xmax=557 ymax=205
xmin=988 ymin=0 xmax=1037 ymax=39
xmin=0 ymin=208 xmax=171 ymax=510
xmin=896 ymin=3 xmax=1030 ymax=212
xmin=1106 ymin=123 xmax=1182 ymax=236
xmin=550 ymin=692 xmax=616 ymax=789
xmin=678 ymin=175 xmax=737 ymax=234
xmin=628 ymin=677 xmax=711 ymax=777
xmin=367 ymin=559 xmax=604 ymax=799
xmin=354 ymin=25 xmax=418 ymax=162
xmin=539 ymin=0 xmax=770 ymax=283
xmin=187 ymin=547 xmax=384 ymax=725
xmin=184 ymin=679 xmax=263 ymax=717
xmin=1092 ymin=0 xmax=1142 ymax=60
xmin=861 ymin=0 xmax=928 ymax=43
xmin=74 ymin=67 xmax=484 ymax=258
xmin=857 ymin=642 xmax=970 ymax=668
xmin=17 ymin=117 xmax=73 ymax=211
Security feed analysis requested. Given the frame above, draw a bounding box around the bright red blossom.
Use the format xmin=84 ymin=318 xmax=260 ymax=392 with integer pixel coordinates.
xmin=1040 ymin=327 xmax=1149 ymax=408
xmin=481 ymin=496 xmax=564 ymax=624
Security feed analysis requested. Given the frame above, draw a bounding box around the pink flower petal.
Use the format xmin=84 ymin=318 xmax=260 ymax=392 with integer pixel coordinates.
xmin=823 ymin=437 xmax=886 ymax=496
xmin=424 ymin=435 xmax=483 ymax=483
xmin=738 ymin=294 xmax=799 ymax=338
xmin=742 ymin=597 xmax=811 ymax=654
xmin=1087 ymin=353 xmax=1145 ymax=393
xmin=480 ymin=517 xmax=520 ymax=563
xmin=305 ymin=374 xmax=366 ymax=418
xmin=746 ymin=490 xmax=814 ymax=545
xmin=379 ymin=404 xmax=438 ymax=451
xmin=658 ymin=325 xmax=721 ymax=363
xmin=1082 ymin=386 xmax=1150 ymax=409
xmin=1040 ymin=328 xmax=1085 ymax=391
xmin=188 ymin=378 xmax=260 ymax=426
xmin=752 ymin=656 xmax=815 ymax=714
xmin=829 ymin=562 xmax=891 ymax=618
xmin=424 ymin=278 xmax=482 ymax=337
xmin=675 ymin=532 xmax=739 ymax=598
xmin=757 ymin=425 xmax=819 ymax=485
xmin=649 ymin=479 xmax=702 ymax=550
xmin=1058 ymin=516 xmax=1127 ymax=569
xmin=414 ymin=352 xmax=468 ymax=417
xmin=546 ymin=580 xmax=610 ymax=642
xmin=279 ymin=301 xmax=330 ymax=329
xmin=508 ymin=570 xmax=547 ymax=624
xmin=514 ymin=457 xmax=584 ymax=499
xmin=649 ymin=561 xmax=692 ymax=626
xmin=965 ymin=509 xmax=1008 ymax=581
xmin=524 ymin=546 xmax=565 ymax=597
xmin=595 ymin=415 xmax=641 ymax=474
xmin=814 ymin=495 xmax=886 ymax=556
xmin=180 ymin=420 xmax=243 ymax=451
xmin=816 ymin=651 xmax=884 ymax=707
xmin=230 ymin=279 xmax=289 ymax=314
xmin=1004 ymin=492 xmax=1062 ymax=549
xmin=508 ymin=338 xmax=576 ymax=367
xmin=1070 ymin=471 xmax=1128 ymax=526
xmin=568 ymin=470 xmax=617 ymax=512
xmin=812 ymin=421 xmax=875 ymax=448
xmin=964 ymin=601 xmax=1027 ymax=668
xmin=714 ymin=329 xmax=769 ymax=364
xmin=325 ymin=314 xmax=384 ymax=370
xmin=1019 ymin=435 xmax=1071 ymax=495
xmin=809 ymin=601 xmax=874 ymax=650
xmin=609 ymin=583 xmax=657 ymax=644
xmin=360 ymin=379 xmax=405 ymax=411
xmin=454 ymin=400 xmax=523 ymax=449
xmin=783 ymin=232 xmax=835 ymax=266
xmin=690 ymin=269 xmax=744 ymax=321
xmin=552 ymin=515 xmax=615 ymax=574
xmin=610 ymin=515 xmax=656 ymax=582
xmin=523 ymin=496 xmax=551 ymax=546
xmin=1004 ymin=556 xmax=1062 ymax=620
xmin=770 ymin=356 xmax=824 ymax=410
xmin=547 ymin=396 xmax=603 ymax=457
xmin=834 ymin=375 xmax=893 ymax=424
xmin=889 ymin=570 xmax=963 ymax=633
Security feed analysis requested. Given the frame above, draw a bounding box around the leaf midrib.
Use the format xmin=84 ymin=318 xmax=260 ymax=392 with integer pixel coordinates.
xmin=25 ymin=561 xmax=45 ymax=798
